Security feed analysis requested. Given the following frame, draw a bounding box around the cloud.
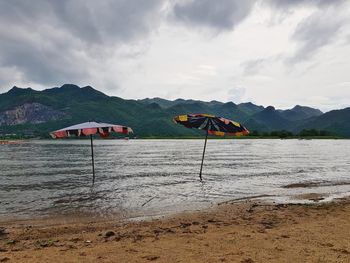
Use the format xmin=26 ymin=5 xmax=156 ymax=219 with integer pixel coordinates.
xmin=241 ymin=59 xmax=267 ymax=75
xmin=172 ymin=0 xmax=256 ymax=32
xmin=0 ymin=0 xmax=165 ymax=91
xmin=267 ymin=0 xmax=345 ymax=9
xmin=228 ymin=86 xmax=246 ymax=103
xmin=287 ymin=7 xmax=348 ymax=64
xmin=0 ymin=0 xmax=349 ymax=112
xmin=171 ymin=0 xmax=345 ymax=33
xmin=0 ymin=0 xmax=165 ymax=44
xmin=241 ymin=54 xmax=285 ymax=76
xmin=0 ymin=24 xmax=88 ymax=85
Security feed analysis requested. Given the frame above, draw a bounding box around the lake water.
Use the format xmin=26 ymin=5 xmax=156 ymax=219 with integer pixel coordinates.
xmin=0 ymin=139 xmax=349 ymax=220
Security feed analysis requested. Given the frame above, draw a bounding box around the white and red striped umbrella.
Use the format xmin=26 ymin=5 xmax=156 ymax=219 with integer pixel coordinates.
xmin=50 ymin=121 xmax=133 ymax=185
xmin=50 ymin=121 xmax=133 ymax=138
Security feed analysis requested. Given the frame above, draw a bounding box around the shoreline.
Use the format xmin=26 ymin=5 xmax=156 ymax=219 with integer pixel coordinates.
xmin=1 ymin=190 xmax=349 ymax=224
xmin=1 ymin=137 xmax=348 ymax=141
xmin=1 ymin=197 xmax=349 ymax=262
xmin=1 ymin=185 xmax=350 ymax=224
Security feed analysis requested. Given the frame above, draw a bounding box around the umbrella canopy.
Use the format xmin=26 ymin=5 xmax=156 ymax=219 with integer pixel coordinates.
xmin=50 ymin=121 xmax=133 ymax=185
xmin=173 ymin=114 xmax=249 ymax=180
xmin=50 ymin=121 xmax=133 ymax=138
xmin=173 ymin=114 xmax=249 ymax=136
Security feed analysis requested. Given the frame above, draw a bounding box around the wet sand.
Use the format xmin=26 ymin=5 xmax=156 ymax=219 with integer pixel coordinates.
xmin=1 ymin=197 xmax=349 ymax=263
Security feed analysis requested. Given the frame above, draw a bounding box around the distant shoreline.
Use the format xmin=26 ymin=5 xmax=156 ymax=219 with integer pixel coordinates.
xmin=138 ymin=136 xmax=346 ymax=140
xmin=0 ymin=136 xmax=348 ymax=140
xmin=0 ymin=140 xmax=28 ymax=145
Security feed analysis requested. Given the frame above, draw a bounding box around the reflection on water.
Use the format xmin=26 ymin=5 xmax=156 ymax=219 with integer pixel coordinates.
xmin=0 ymin=139 xmax=349 ymax=220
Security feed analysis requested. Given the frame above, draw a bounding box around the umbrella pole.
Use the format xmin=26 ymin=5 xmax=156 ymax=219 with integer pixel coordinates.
xmin=90 ymin=135 xmax=95 ymax=185
xmin=199 ymin=129 xmax=208 ymax=181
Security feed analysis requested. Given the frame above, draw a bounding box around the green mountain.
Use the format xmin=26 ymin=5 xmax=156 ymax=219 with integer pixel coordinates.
xmin=280 ymin=105 xmax=323 ymax=121
xmin=237 ymin=102 xmax=265 ymax=116
xmin=297 ymin=107 xmax=350 ymax=137
xmin=245 ymin=106 xmax=292 ymax=132
xmin=139 ymin=98 xmax=224 ymax=109
xmin=0 ymin=84 xmax=348 ymax=137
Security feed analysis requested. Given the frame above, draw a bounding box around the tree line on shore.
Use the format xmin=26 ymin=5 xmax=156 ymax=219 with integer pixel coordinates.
xmin=248 ymin=129 xmax=336 ymax=138
xmin=0 ymin=129 xmax=340 ymax=140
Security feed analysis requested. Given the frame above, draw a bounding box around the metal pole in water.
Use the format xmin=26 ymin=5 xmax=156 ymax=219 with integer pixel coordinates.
xmin=90 ymin=134 xmax=95 ymax=185
xmin=199 ymin=129 xmax=209 ymax=181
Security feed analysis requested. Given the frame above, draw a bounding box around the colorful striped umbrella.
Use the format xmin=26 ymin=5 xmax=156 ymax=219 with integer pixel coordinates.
xmin=50 ymin=121 xmax=133 ymax=184
xmin=173 ymin=114 xmax=249 ymax=180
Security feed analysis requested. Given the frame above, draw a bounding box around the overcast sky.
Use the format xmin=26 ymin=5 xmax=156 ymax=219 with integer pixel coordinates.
xmin=0 ymin=0 xmax=349 ymax=111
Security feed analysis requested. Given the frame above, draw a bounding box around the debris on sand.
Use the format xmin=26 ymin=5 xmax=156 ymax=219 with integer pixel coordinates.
xmin=142 ymin=255 xmax=160 ymax=261
xmin=241 ymin=258 xmax=254 ymax=263
xmin=35 ymin=239 xmax=57 ymax=248
xmin=104 ymin=231 xmax=115 ymax=238
xmin=294 ymin=193 xmax=329 ymax=202
xmin=0 ymin=227 xmax=8 ymax=239
xmin=4 ymin=239 xmax=16 ymax=245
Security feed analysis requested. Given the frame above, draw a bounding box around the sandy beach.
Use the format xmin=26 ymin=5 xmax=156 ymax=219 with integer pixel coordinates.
xmin=1 ymin=197 xmax=349 ymax=263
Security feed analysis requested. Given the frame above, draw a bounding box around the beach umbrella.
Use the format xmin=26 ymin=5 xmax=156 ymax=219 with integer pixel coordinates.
xmin=173 ymin=114 xmax=249 ymax=181
xmin=50 ymin=121 xmax=133 ymax=184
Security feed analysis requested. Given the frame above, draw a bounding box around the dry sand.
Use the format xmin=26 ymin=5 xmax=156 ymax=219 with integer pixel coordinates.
xmin=0 ymin=197 xmax=349 ymax=263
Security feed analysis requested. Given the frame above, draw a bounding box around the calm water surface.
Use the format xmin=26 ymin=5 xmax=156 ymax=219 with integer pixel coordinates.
xmin=0 ymin=139 xmax=349 ymax=220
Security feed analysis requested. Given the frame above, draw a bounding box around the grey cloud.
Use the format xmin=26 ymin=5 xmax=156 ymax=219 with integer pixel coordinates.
xmin=0 ymin=0 xmax=164 ymax=44
xmin=241 ymin=59 xmax=266 ymax=75
xmin=172 ymin=0 xmax=256 ymax=31
xmin=50 ymin=0 xmax=165 ymax=44
xmin=228 ymin=86 xmax=246 ymax=103
xmin=264 ymin=0 xmax=347 ymax=30
xmin=262 ymin=0 xmax=349 ymax=65
xmin=0 ymin=28 xmax=87 ymax=85
xmin=0 ymin=0 xmax=165 ymax=91
xmin=267 ymin=0 xmax=345 ymax=9
xmin=287 ymin=9 xmax=346 ymax=64
xmin=241 ymin=55 xmax=283 ymax=75
xmin=171 ymin=0 xmax=344 ymax=32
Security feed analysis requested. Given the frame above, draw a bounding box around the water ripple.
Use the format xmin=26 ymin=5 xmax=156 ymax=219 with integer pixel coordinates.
xmin=0 ymin=139 xmax=349 ymax=219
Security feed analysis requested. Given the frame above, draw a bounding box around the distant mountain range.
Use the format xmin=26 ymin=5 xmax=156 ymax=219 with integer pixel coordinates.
xmin=0 ymin=84 xmax=349 ymax=137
